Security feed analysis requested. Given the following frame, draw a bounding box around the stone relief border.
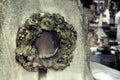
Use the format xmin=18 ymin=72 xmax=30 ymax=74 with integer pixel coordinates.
xmin=15 ymin=12 xmax=77 ymax=72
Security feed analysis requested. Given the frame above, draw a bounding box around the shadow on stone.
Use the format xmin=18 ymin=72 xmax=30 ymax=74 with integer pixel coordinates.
xmin=34 ymin=30 xmax=60 ymax=58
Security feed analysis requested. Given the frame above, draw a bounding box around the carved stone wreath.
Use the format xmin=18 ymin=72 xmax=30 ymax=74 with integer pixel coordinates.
xmin=15 ymin=12 xmax=77 ymax=72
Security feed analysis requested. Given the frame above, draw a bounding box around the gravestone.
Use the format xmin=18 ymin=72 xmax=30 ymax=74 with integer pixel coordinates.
xmin=0 ymin=0 xmax=94 ymax=80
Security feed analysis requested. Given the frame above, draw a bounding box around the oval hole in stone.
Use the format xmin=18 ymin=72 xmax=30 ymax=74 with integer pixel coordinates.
xmin=34 ymin=30 xmax=60 ymax=58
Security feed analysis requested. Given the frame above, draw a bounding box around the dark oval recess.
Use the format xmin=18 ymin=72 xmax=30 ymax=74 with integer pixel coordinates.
xmin=34 ymin=30 xmax=60 ymax=58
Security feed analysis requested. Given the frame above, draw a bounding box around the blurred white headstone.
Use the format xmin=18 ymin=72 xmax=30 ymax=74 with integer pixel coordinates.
xmin=117 ymin=18 xmax=120 ymax=42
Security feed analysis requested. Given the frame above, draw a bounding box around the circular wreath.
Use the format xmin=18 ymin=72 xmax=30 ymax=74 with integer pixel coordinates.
xmin=15 ymin=12 xmax=77 ymax=72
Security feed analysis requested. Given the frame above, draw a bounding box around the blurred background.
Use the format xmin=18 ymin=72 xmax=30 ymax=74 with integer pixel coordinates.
xmin=81 ymin=0 xmax=120 ymax=71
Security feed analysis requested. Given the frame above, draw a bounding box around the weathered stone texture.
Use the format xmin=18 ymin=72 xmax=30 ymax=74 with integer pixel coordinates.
xmin=0 ymin=0 xmax=94 ymax=80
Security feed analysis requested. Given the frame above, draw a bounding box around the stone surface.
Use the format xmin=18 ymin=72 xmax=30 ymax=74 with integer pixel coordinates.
xmin=90 ymin=62 xmax=120 ymax=80
xmin=35 ymin=31 xmax=59 ymax=58
xmin=0 ymin=0 xmax=94 ymax=80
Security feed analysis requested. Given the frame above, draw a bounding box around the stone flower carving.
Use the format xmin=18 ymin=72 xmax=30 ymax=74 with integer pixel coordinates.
xmin=15 ymin=12 xmax=77 ymax=72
